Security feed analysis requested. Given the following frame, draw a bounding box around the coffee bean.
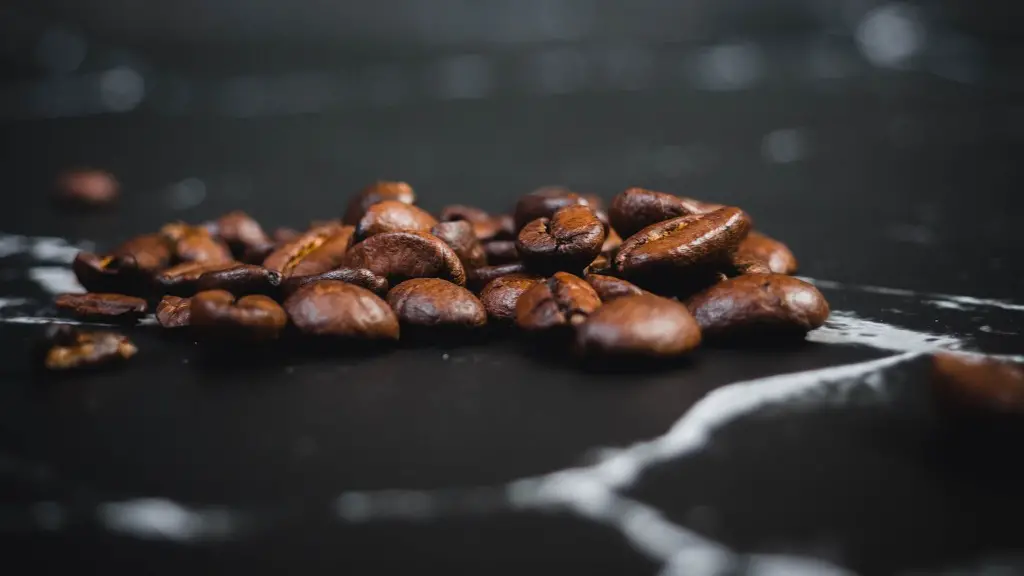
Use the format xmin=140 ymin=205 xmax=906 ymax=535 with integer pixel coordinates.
xmin=582 ymin=193 xmax=605 ymax=212
xmin=342 ymin=231 xmax=466 ymax=286
xmin=440 ymin=205 xmax=507 ymax=241
xmin=274 ymin=227 xmax=301 ymax=244
xmin=584 ymin=274 xmax=648 ymax=302
xmin=343 ymin=181 xmax=416 ymax=225
xmin=39 ymin=325 xmax=137 ymax=371
xmin=513 ymin=186 xmax=589 ymax=230
xmin=686 ymin=274 xmax=829 ymax=341
xmin=357 ymin=200 xmax=438 ymax=239
xmin=495 ymin=214 xmax=517 ymax=239
xmin=467 ymin=262 xmax=528 ymax=292
xmin=156 ymin=260 xmax=237 ymax=296
xmin=515 ymin=272 xmax=602 ymax=331
xmin=732 ymin=231 xmax=798 ymax=275
xmin=608 ymin=188 xmax=699 ymax=238
xmin=72 ymin=251 xmax=152 ymax=295
xmin=54 ymin=168 xmax=119 ymax=207
xmin=196 ymin=264 xmax=283 ymax=297
xmin=431 ymin=220 xmax=488 ymax=269
xmin=111 ymin=233 xmax=174 ymax=274
xmin=482 ymin=240 xmax=518 ymax=265
xmin=208 ymin=211 xmax=273 ymax=260
xmin=160 ymin=223 xmax=232 ymax=264
xmin=601 ymin=227 xmax=622 ymax=255
xmin=263 ymin=224 xmax=355 ymax=277
xmin=516 ymin=205 xmax=605 ymax=274
xmin=156 ymin=295 xmax=191 ymax=328
xmin=584 ymin=254 xmax=613 ymax=276
xmin=284 ymin=280 xmax=399 ymax=340
xmin=54 ymin=293 xmax=148 ymax=323
xmin=190 ymin=290 xmax=288 ymax=341
xmin=575 ymin=294 xmax=702 ymax=359
xmin=931 ymin=353 xmax=1024 ymax=416
xmin=281 ymin=267 xmax=389 ymax=298
xmin=614 ymin=207 xmax=751 ymax=280
xmin=387 ymin=278 xmax=487 ymax=331
xmin=479 ymin=273 xmax=543 ymax=323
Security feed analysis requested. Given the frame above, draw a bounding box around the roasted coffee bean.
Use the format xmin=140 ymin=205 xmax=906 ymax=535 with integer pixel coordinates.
xmin=357 ymin=200 xmax=438 ymax=239
xmin=584 ymin=254 xmax=613 ymax=276
xmin=431 ymin=220 xmax=488 ymax=269
xmin=55 ymin=293 xmax=148 ymax=322
xmin=39 ymin=325 xmax=136 ymax=371
xmin=585 ymin=274 xmax=648 ymax=302
xmin=190 ymin=290 xmax=288 ymax=341
xmin=575 ymin=294 xmax=702 ymax=359
xmin=608 ymin=188 xmax=698 ymax=238
xmin=732 ymin=231 xmax=798 ymax=275
xmin=263 ymin=224 xmax=355 ymax=277
xmin=342 ymin=231 xmax=466 ymax=286
xmin=467 ymin=262 xmax=528 ymax=292
xmin=156 ymin=295 xmax=191 ymax=328
xmin=601 ymin=227 xmax=622 ymax=255
xmin=515 ymin=272 xmax=602 ymax=331
xmin=196 ymin=264 xmax=283 ymax=296
xmin=156 ymin=260 xmax=237 ymax=296
xmin=72 ymin=251 xmax=151 ymax=295
xmin=495 ymin=214 xmax=517 ymax=239
xmin=165 ymin=225 xmax=232 ymax=264
xmin=479 ymin=273 xmax=543 ymax=323
xmin=54 ymin=168 xmax=118 ymax=207
xmin=686 ymin=274 xmax=829 ymax=341
xmin=208 ymin=211 xmax=273 ymax=260
xmin=284 ymin=280 xmax=399 ymax=340
xmin=387 ymin=278 xmax=487 ymax=331
xmin=343 ymin=181 xmax=416 ymax=225
xmin=729 ymin=253 xmax=774 ymax=276
xmin=440 ymin=205 xmax=505 ymax=241
xmin=274 ymin=227 xmax=301 ymax=244
xmin=281 ymin=267 xmax=389 ymax=298
xmin=111 ymin=233 xmax=173 ymax=274
xmin=516 ymin=205 xmax=605 ymax=274
xmin=513 ymin=186 xmax=589 ymax=230
xmin=482 ymin=240 xmax=518 ymax=265
xmin=931 ymin=353 xmax=1024 ymax=416
xmin=614 ymin=207 xmax=751 ymax=279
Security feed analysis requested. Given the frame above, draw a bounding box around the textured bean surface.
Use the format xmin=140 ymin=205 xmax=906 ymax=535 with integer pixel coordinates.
xmin=342 ymin=231 xmax=466 ymax=286
xmin=284 ymin=280 xmax=399 ymax=340
xmin=686 ymin=274 xmax=829 ymax=339
xmin=515 ymin=272 xmax=602 ymax=331
xmin=479 ymin=273 xmax=544 ymax=322
xmin=575 ymin=294 xmax=702 ymax=358
xmin=387 ymin=278 xmax=487 ymax=329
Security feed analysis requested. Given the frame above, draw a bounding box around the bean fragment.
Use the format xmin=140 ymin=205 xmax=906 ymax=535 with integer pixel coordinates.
xmin=55 ymin=293 xmax=148 ymax=323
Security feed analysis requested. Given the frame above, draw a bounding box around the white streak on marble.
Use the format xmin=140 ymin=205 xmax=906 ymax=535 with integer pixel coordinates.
xmin=98 ymin=499 xmax=239 ymax=542
xmin=0 ymin=234 xmax=91 ymax=262
xmin=0 ymin=235 xmax=28 ymax=258
xmin=28 ymin=267 xmax=83 ymax=295
xmin=0 ymin=316 xmax=112 ymax=327
xmin=803 ymin=278 xmax=1024 ymax=313
xmin=0 ymin=298 xmax=28 ymax=309
xmin=807 ymin=311 xmax=965 ymax=353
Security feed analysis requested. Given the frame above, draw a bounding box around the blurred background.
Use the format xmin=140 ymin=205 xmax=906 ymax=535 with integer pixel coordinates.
xmin=0 ymin=0 xmax=1021 ymax=296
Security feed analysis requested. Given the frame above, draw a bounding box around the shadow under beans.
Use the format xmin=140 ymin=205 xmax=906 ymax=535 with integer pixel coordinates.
xmin=394 ymin=324 xmax=507 ymax=349
xmin=512 ymin=330 xmax=700 ymax=376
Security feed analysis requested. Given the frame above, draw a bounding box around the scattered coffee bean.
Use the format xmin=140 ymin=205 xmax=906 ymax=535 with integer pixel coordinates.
xmin=467 ymin=262 xmax=529 ymax=292
xmin=686 ymin=274 xmax=829 ymax=341
xmin=732 ymin=231 xmax=798 ymax=275
xmin=111 ymin=233 xmax=174 ymax=274
xmin=514 ymin=186 xmax=589 ymax=230
xmin=516 ymin=205 xmax=606 ymax=274
xmin=208 ymin=211 xmax=274 ymax=260
xmin=931 ymin=353 xmax=1024 ymax=416
xmin=357 ymin=200 xmax=438 ymax=239
xmin=585 ymin=273 xmax=648 ymax=302
xmin=440 ymin=205 xmax=506 ymax=241
xmin=284 ymin=280 xmax=399 ymax=340
xmin=190 ymin=290 xmax=288 ymax=341
xmin=264 ymin=224 xmax=355 ymax=277
xmin=608 ymin=188 xmax=726 ymax=238
xmin=343 ymin=181 xmax=416 ymax=225
xmin=387 ymin=278 xmax=487 ymax=331
xmin=72 ymin=251 xmax=151 ymax=295
xmin=156 ymin=260 xmax=237 ymax=296
xmin=54 ymin=168 xmax=119 ymax=207
xmin=343 ymin=231 xmax=466 ymax=286
xmin=482 ymin=240 xmax=518 ymax=265
xmin=479 ymin=273 xmax=543 ymax=323
xmin=163 ymin=223 xmax=233 ymax=264
xmin=515 ymin=272 xmax=602 ymax=332
xmin=39 ymin=325 xmax=137 ymax=371
xmin=281 ymin=267 xmax=388 ymax=298
xmin=431 ymin=220 xmax=488 ymax=269
xmin=196 ymin=264 xmax=283 ymax=296
xmin=155 ymin=295 xmax=191 ymax=328
xmin=575 ymin=294 xmax=702 ymax=359
xmin=55 ymin=293 xmax=148 ymax=323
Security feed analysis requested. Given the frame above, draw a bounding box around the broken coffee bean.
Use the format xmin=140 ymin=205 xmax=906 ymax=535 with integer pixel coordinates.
xmin=39 ymin=325 xmax=137 ymax=372
xmin=54 ymin=293 xmax=148 ymax=323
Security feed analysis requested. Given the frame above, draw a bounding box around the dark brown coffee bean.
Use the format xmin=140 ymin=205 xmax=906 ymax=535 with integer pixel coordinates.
xmin=729 ymin=253 xmax=774 ymax=276
xmin=342 ymin=231 xmax=466 ymax=287
xmin=516 ymin=205 xmax=605 ymax=274
xmin=686 ymin=274 xmax=829 ymax=341
xmin=208 ymin=211 xmax=273 ymax=260
xmin=575 ymin=294 xmax=702 ymax=359
xmin=72 ymin=251 xmax=151 ymax=295
xmin=111 ymin=233 xmax=173 ymax=274
xmin=156 ymin=260 xmax=238 ymax=296
xmin=584 ymin=254 xmax=613 ymax=276
xmin=156 ymin=295 xmax=191 ymax=328
xmin=732 ymin=231 xmax=798 ymax=275
xmin=284 ymin=280 xmax=399 ymax=340
xmin=190 ymin=290 xmax=288 ymax=341
xmin=585 ymin=274 xmax=648 ymax=302
xmin=931 ymin=353 xmax=1024 ymax=416
xmin=482 ymin=240 xmax=518 ymax=265
xmin=515 ymin=272 xmax=602 ymax=331
xmin=196 ymin=264 xmax=283 ymax=297
xmin=467 ymin=262 xmax=528 ymax=292
xmin=343 ymin=181 xmax=416 ymax=225
xmin=39 ymin=325 xmax=137 ymax=371
xmin=601 ymin=227 xmax=622 ymax=255
xmin=608 ymin=188 xmax=700 ymax=239
xmin=263 ymin=224 xmax=355 ymax=277
xmin=357 ymin=200 xmax=438 ymax=239
xmin=513 ymin=186 xmax=589 ymax=230
xmin=161 ymin=225 xmax=231 ymax=264
xmin=387 ymin=278 xmax=487 ymax=330
xmin=431 ymin=221 xmax=488 ymax=269
xmin=440 ymin=205 xmax=505 ymax=241
xmin=281 ymin=267 xmax=389 ymax=298
xmin=54 ymin=292 xmax=148 ymax=322
xmin=54 ymin=168 xmax=119 ymax=207
xmin=614 ymin=207 xmax=751 ymax=279
xmin=479 ymin=273 xmax=543 ymax=323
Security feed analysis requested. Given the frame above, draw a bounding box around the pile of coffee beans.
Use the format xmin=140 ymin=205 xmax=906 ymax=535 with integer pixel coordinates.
xmin=44 ymin=182 xmax=833 ymax=371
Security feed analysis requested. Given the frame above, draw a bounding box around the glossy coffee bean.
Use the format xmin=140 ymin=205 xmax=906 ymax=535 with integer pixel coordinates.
xmin=479 ymin=273 xmax=543 ymax=323
xmin=585 ymin=273 xmax=647 ymax=302
xmin=161 ymin=223 xmax=234 ymax=264
xmin=482 ymin=240 xmax=518 ymax=265
xmin=440 ymin=205 xmax=506 ymax=241
xmin=513 ymin=186 xmax=589 ymax=230
xmin=55 ymin=292 xmax=148 ymax=323
xmin=263 ymin=224 xmax=355 ymax=277
xmin=343 ymin=181 xmax=416 ymax=225
xmin=467 ymin=262 xmax=528 ymax=292
xmin=342 ymin=231 xmax=466 ymax=286
xmin=284 ymin=280 xmax=399 ymax=340
xmin=39 ymin=325 xmax=137 ymax=371
xmin=732 ymin=231 xmax=798 ymax=275
xmin=280 ymin=267 xmax=389 ymax=298
xmin=575 ymin=294 xmax=702 ymax=359
xmin=196 ymin=264 xmax=283 ymax=296
xmin=54 ymin=168 xmax=118 ymax=207
xmin=515 ymin=272 xmax=602 ymax=331
xmin=931 ymin=353 xmax=1024 ymax=416
xmin=686 ymin=274 xmax=829 ymax=341
xmin=614 ymin=207 xmax=751 ymax=279
xmin=516 ymin=205 xmax=605 ymax=274
xmin=208 ymin=211 xmax=273 ymax=260
xmin=584 ymin=254 xmax=613 ymax=276
xmin=111 ymin=233 xmax=174 ymax=274
xmin=431 ymin=221 xmax=488 ymax=269
xmin=608 ymin=188 xmax=698 ymax=239
xmin=156 ymin=260 xmax=237 ymax=296
xmin=387 ymin=278 xmax=487 ymax=331
xmin=357 ymin=200 xmax=438 ymax=239
xmin=190 ymin=290 xmax=288 ymax=341
xmin=156 ymin=295 xmax=191 ymax=328
xmin=72 ymin=252 xmax=152 ymax=295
